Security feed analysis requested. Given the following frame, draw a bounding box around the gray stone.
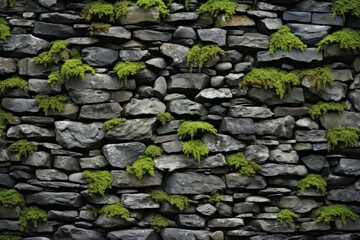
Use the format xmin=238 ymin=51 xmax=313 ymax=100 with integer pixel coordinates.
xmin=95 ymin=215 xmax=136 ymax=228
xmin=230 ymin=106 xmax=273 ymax=118
xmin=288 ymin=24 xmax=331 ymax=46
xmin=26 ymin=192 xmax=83 ymax=207
xmin=296 ymin=118 xmax=319 ymax=130
xmin=111 ymin=170 xmax=162 ymax=187
xmin=208 ymin=218 xmax=244 ymax=228
xmin=178 ymin=214 xmax=205 ymax=227
xmin=332 ymin=69 xmax=353 ymax=82
xmin=119 ymin=50 xmax=150 ymax=61
xmin=317 ymin=234 xmax=353 ymax=240
xmin=196 ymin=204 xmax=217 ymax=216
xmin=327 ymin=189 xmax=360 ymax=203
xmin=82 ymin=47 xmax=118 ymax=67
xmin=259 ymin=164 xmax=308 ymax=176
xmin=108 ymin=229 xmax=157 ymax=240
xmin=283 ymin=11 xmax=311 ymax=23
xmin=161 ymin=228 xmax=212 ymax=240
xmin=7 ymin=124 xmax=54 ymax=139
xmin=166 ymin=12 xmax=198 ymax=22
xmin=173 ymin=26 xmax=197 ymax=40
xmin=18 ymin=58 xmax=59 ymax=77
xmin=195 ymin=88 xmax=232 ymax=102
xmin=23 ymin=152 xmax=52 ymax=167
xmin=215 ymin=15 xmax=255 ymax=28
xmin=80 ymin=155 xmax=108 ymax=169
xmin=274 ymin=107 xmax=309 ymax=117
xmin=121 ymin=193 xmax=159 ymax=209
xmin=124 ymin=98 xmax=166 ymax=116
xmin=335 ymin=218 xmax=360 ymax=230
xmin=0 ymin=57 xmax=17 ymax=74
xmin=118 ymin=6 xmax=160 ymax=25
xmin=258 ymin=18 xmax=282 ymax=33
xmin=167 ymin=99 xmax=208 ymax=116
xmin=0 ymin=34 xmax=48 ymax=57
xmin=349 ymin=90 xmax=360 ymax=111
xmin=202 ymin=134 xmax=246 ymax=152
xmin=234 ymin=203 xmax=260 ymax=215
xmin=256 ymin=116 xmax=295 ymax=139
xmin=304 ymin=81 xmax=347 ymax=101
xmin=295 ymin=130 xmax=327 ymax=142
xmin=66 ymin=37 xmax=100 ymax=45
xmin=301 ymin=155 xmax=329 ymax=173
xmin=312 ymin=13 xmax=344 ymax=26
xmin=0 ymin=220 xmax=19 ymax=231
xmin=112 ymin=91 xmax=133 ymax=102
xmin=79 ymin=103 xmax=122 ymax=120
xmin=257 ymin=48 xmax=323 ymax=64
xmin=0 ymin=206 xmax=20 ymax=219
xmin=39 ymin=12 xmax=83 ymax=24
xmin=106 ymin=118 xmax=156 ymax=141
xmin=278 ymin=196 xmax=319 ymax=213
xmin=81 ymin=192 xmax=119 ymax=205
xmin=220 ymin=117 xmax=256 ymax=135
xmin=54 ymin=156 xmax=81 ymax=172
xmin=146 ymin=58 xmax=167 ymax=69
xmin=103 ymin=142 xmax=146 ymax=168
xmin=154 ymin=76 xmax=167 ymax=98
xmin=47 ymin=210 xmax=78 ymax=221
xmin=294 ymin=0 xmax=332 ymax=12
xmin=29 ymin=78 xmax=61 ymax=94
xmin=320 ymin=111 xmax=360 ymax=129
xmin=269 ymin=149 xmax=299 ymax=164
xmin=134 ymin=30 xmax=172 ymax=42
xmin=249 ymin=220 xmax=295 ymax=233
xmin=0 ymin=174 xmax=16 ymax=188
xmin=245 ymin=145 xmax=269 ymax=163
xmin=160 ymin=43 xmax=189 ymax=67
xmin=91 ymin=27 xmax=131 ymax=40
xmin=248 ymin=88 xmax=304 ymax=106
xmin=168 ymin=73 xmax=209 ymax=94
xmin=35 ymin=169 xmax=67 ymax=181
xmin=198 ymin=28 xmax=227 ymax=46
xmin=68 ymin=89 xmax=111 ymax=104
xmin=226 ymin=174 xmax=267 ymax=189
xmin=54 ymin=225 xmax=106 ymax=240
xmin=334 ymin=158 xmax=360 ymax=176
xmin=33 ymin=22 xmax=80 ymax=38
xmin=299 ymin=221 xmax=330 ymax=232
xmin=228 ymin=33 xmax=269 ymax=50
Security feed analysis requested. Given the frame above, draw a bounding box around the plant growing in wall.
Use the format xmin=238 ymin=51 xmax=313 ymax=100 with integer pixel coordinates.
xmin=89 ymin=22 xmax=111 ymax=35
xmin=308 ymin=102 xmax=345 ymax=119
xmin=299 ymin=67 xmax=334 ymax=91
xmin=0 ymin=76 xmax=29 ymax=94
xmin=113 ymin=61 xmax=146 ymax=86
xmin=19 ymin=207 xmax=47 ymax=232
xmin=182 ymin=139 xmax=209 ymax=163
xmin=33 ymin=40 xmax=69 ymax=66
xmin=209 ymin=190 xmax=224 ymax=207
xmin=297 ymin=174 xmax=327 ymax=194
xmin=0 ymin=189 xmax=25 ymax=208
xmin=156 ymin=112 xmax=174 ymax=125
xmin=126 ymin=154 xmax=155 ymax=180
xmin=114 ymin=0 xmax=134 ymax=19
xmin=98 ymin=202 xmax=130 ymax=220
xmin=35 ymin=95 xmax=68 ymax=116
xmin=227 ymin=152 xmax=259 ymax=176
xmin=326 ymin=127 xmax=360 ymax=150
xmin=0 ymin=236 xmax=22 ymax=240
xmin=2 ymin=0 xmax=16 ymax=8
xmin=332 ymin=0 xmax=360 ymax=19
xmin=82 ymin=170 xmax=112 ymax=195
xmin=196 ymin=0 xmax=237 ymax=19
xmin=277 ymin=209 xmax=298 ymax=225
xmin=177 ymin=121 xmax=217 ymax=139
xmin=7 ymin=140 xmax=38 ymax=160
xmin=317 ymin=28 xmax=360 ymax=52
xmin=313 ymin=204 xmax=358 ymax=224
xmin=187 ymin=44 xmax=225 ymax=73
xmin=151 ymin=214 xmax=169 ymax=232
xmin=0 ymin=108 xmax=13 ymax=133
xmin=269 ymin=25 xmax=307 ymax=55
xmin=136 ymin=0 xmax=170 ymax=17
xmin=150 ymin=190 xmax=190 ymax=211
xmin=81 ymin=0 xmax=116 ymax=22
xmin=0 ymin=18 xmax=10 ymax=41
xmin=103 ymin=118 xmax=127 ymax=132
xmin=145 ymin=144 xmax=163 ymax=158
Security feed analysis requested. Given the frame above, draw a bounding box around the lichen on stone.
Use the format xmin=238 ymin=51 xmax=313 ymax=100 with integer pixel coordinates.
xmin=227 ymin=152 xmax=260 ymax=176
xmin=317 ymin=28 xmax=360 ymax=51
xmin=113 ymin=61 xmax=146 ymax=86
xmin=150 ymin=190 xmax=190 ymax=211
xmin=0 ymin=76 xmax=29 ymax=94
xmin=98 ymin=202 xmax=130 ymax=220
xmin=314 ymin=204 xmax=358 ymax=224
xmin=19 ymin=206 xmax=47 ymax=232
xmin=277 ymin=209 xmax=298 ymax=225
xmin=187 ymin=44 xmax=225 ymax=73
xmin=7 ymin=140 xmax=38 ymax=160
xmin=89 ymin=22 xmax=111 ymax=35
xmin=309 ymin=102 xmax=345 ymax=119
xmin=35 ymin=95 xmax=68 ymax=116
xmin=82 ymin=170 xmax=112 ymax=196
xmin=326 ymin=127 xmax=360 ymax=150
xmin=0 ymin=108 xmax=13 ymax=133
xmin=145 ymin=144 xmax=163 ymax=158
xmin=81 ymin=0 xmax=116 ymax=22
xmin=196 ymin=0 xmax=237 ymax=19
xmin=182 ymin=139 xmax=209 ymax=163
xmin=103 ymin=118 xmax=127 ymax=132
xmin=298 ymin=174 xmax=327 ymax=193
xmin=269 ymin=25 xmax=307 ymax=55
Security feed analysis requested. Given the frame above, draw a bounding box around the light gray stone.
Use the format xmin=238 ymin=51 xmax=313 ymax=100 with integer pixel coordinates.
xmin=103 ymin=142 xmax=146 ymax=168
xmin=106 ymin=118 xmax=156 ymax=141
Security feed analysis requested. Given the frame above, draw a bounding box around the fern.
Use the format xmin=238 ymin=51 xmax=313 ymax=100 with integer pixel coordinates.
xmin=99 ymin=202 xmax=130 ymax=220
xmin=0 ymin=108 xmax=13 ymax=133
xmin=332 ymin=0 xmax=360 ymax=19
xmin=35 ymin=95 xmax=67 ymax=116
xmin=0 ymin=76 xmax=29 ymax=94
xmin=209 ymin=190 xmax=224 ymax=207
xmin=182 ymin=140 xmax=209 ymax=163
xmin=0 ymin=18 xmax=10 ymax=41
xmin=150 ymin=190 xmax=169 ymax=202
xmin=33 ymin=40 xmax=69 ymax=66
xmin=196 ymin=0 xmax=237 ymax=19
xmin=227 ymin=152 xmax=260 ymax=176
xmin=136 ymin=0 xmax=170 ymax=17
xmin=7 ymin=140 xmax=37 ymax=160
xmin=150 ymin=190 xmax=190 ymax=211
xmin=156 ymin=112 xmax=174 ymax=125
xmin=187 ymin=44 xmax=225 ymax=73
xmin=269 ymin=25 xmax=307 ymax=55
xmin=309 ymin=102 xmax=345 ymax=119
xmin=19 ymin=207 xmax=47 ymax=232
xmin=151 ymin=215 xmax=169 ymax=232
xmin=113 ymin=61 xmax=146 ymax=86
xmin=0 ymin=189 xmax=25 ymax=207
xmin=298 ymin=174 xmax=327 ymax=194
xmin=82 ymin=170 xmax=112 ymax=196
xmin=81 ymin=0 xmax=115 ymax=22
xmin=314 ymin=204 xmax=358 ymax=224
xmin=177 ymin=121 xmax=217 ymax=139
xmin=114 ymin=0 xmax=134 ymax=19
xmin=327 ymin=127 xmax=360 ymax=150
xmin=299 ymin=67 xmax=334 ymax=91
xmin=317 ymin=28 xmax=360 ymax=51
xmin=103 ymin=118 xmax=127 ymax=132
xmin=126 ymin=155 xmax=155 ymax=180
xmin=277 ymin=209 xmax=298 ymax=225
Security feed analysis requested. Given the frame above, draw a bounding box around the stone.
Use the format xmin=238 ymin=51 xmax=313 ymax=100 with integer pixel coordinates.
xmin=295 ymin=130 xmax=327 ymax=142
xmin=33 ymin=22 xmax=80 ymax=38
xmin=202 ymin=134 xmax=246 ymax=152
xmin=301 ymin=155 xmax=329 ymax=173
xmin=82 ymin=47 xmax=118 ymax=67
xmin=108 ymin=229 xmax=157 ymax=240
xmin=198 ymin=28 xmax=227 ymax=46
xmin=106 ymin=118 xmax=156 ymax=141
xmin=91 ymin=27 xmax=131 ymax=40
xmin=95 ymin=215 xmax=136 ymax=228
xmin=35 ymin=169 xmax=68 ymax=181
xmin=112 ymin=91 xmax=133 ymax=102
xmin=226 ymin=174 xmax=267 ymax=189
xmin=258 ymin=18 xmax=282 ymax=33
xmin=0 ymin=220 xmax=19 ymax=231
xmin=283 ymin=11 xmax=311 ymax=23
xmin=29 ymin=78 xmax=61 ymax=94
xmin=195 ymin=88 xmax=232 ymax=102
xmin=245 ymin=145 xmax=269 ymax=163
xmin=296 ymin=118 xmax=319 ymax=130
xmin=178 ymin=214 xmax=206 ymax=227
xmin=269 ymin=149 xmax=299 ymax=164
xmin=124 ymin=98 xmax=166 ymax=116
xmin=81 ymin=192 xmax=119 ymax=205
xmin=259 ymin=164 xmax=308 ymax=176
xmin=299 ymin=222 xmax=330 ymax=232
xmin=18 ymin=58 xmax=59 ymax=77
xmin=215 ymin=15 xmax=255 ymax=28
xmin=288 ymin=24 xmax=331 ymax=46
xmin=327 ymin=189 xmax=360 ymax=204
xmin=248 ymin=88 xmax=304 ymax=106
xmin=54 ymin=225 xmax=106 ymax=240
xmin=334 ymin=158 xmax=360 ymax=176
xmin=66 ymin=37 xmax=100 ymax=45
xmin=304 ymin=81 xmax=347 ymax=101
xmin=39 ymin=12 xmax=83 ymax=23
xmin=80 ymin=155 xmax=108 ymax=169
xmin=220 ymin=117 xmax=256 ymax=135
xmin=196 ymin=204 xmax=217 ymax=216
xmin=23 ymin=152 xmax=52 ymax=167
xmin=0 ymin=206 xmax=20 ymax=219
xmin=173 ymin=26 xmax=197 ymax=40
xmin=118 ymin=6 xmax=160 ymax=25
xmin=335 ymin=218 xmax=360 ymax=230
xmin=68 ymin=89 xmax=111 ymax=104
xmin=166 ymin=12 xmax=198 ymax=22
xmin=312 ymin=13 xmax=344 ymax=26
xmin=161 ymin=228 xmax=212 ymax=240
xmin=257 ymin=48 xmax=323 ymax=64
xmin=348 ymin=90 xmax=360 ymax=111
xmin=7 ymin=124 xmax=54 ymax=139
xmin=228 ymin=33 xmax=269 ymax=50
xmin=167 ymin=99 xmax=208 ymax=116
xmin=54 ymin=156 xmax=81 ymax=172
xmin=249 ymin=220 xmax=295 ymax=233
xmin=320 ymin=111 xmax=360 ymax=129
xmin=26 ymin=192 xmax=83 ymax=207
xmin=121 ymin=193 xmax=159 ymax=209
xmin=229 ymin=106 xmax=273 ymax=118
xmin=255 ymin=116 xmax=295 ymax=139
xmin=208 ymin=218 xmax=244 ymax=228
xmin=79 ymin=103 xmax=122 ymax=120
xmin=47 ymin=210 xmax=78 ymax=221
xmin=146 ymin=58 xmax=167 ymax=69
xmin=119 ymin=50 xmax=150 ymax=61
xmin=0 ymin=174 xmax=16 ymax=188
xmin=168 ymin=73 xmax=210 ymax=94
xmin=294 ymin=0 xmax=332 ymax=12
xmin=134 ymin=30 xmax=172 ymax=42
xmin=317 ymin=234 xmax=353 ymax=240
xmin=160 ymin=43 xmax=189 ymax=67
xmin=0 ymin=57 xmax=17 ymax=74
xmin=111 ymin=170 xmax=162 ymax=187
xmin=153 ymin=76 xmax=167 ymax=98
xmin=0 ymin=34 xmax=48 ymax=57
xmin=274 ymin=107 xmax=309 ymax=117
xmin=278 ymin=196 xmax=319 ymax=213
xmin=103 ymin=142 xmax=146 ymax=168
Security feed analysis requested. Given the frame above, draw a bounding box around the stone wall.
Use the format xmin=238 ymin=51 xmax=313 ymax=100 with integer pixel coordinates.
xmin=0 ymin=0 xmax=360 ymax=239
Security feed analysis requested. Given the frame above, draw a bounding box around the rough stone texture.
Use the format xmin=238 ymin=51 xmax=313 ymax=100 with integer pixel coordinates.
xmin=106 ymin=118 xmax=156 ymax=141
xmin=103 ymin=142 xmax=146 ymax=168
xmin=256 ymin=116 xmax=295 ymax=139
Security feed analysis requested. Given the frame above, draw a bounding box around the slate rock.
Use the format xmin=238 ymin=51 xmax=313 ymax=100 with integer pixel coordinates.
xmin=79 ymin=103 xmax=122 ymax=120
xmin=146 ymin=58 xmax=167 ymax=69
xmin=66 ymin=37 xmax=100 ymax=45
xmin=95 ymin=214 xmax=136 ymax=228
xmin=80 ymin=155 xmax=108 ymax=169
xmin=274 ymin=107 xmax=309 ymax=117
xmin=0 ymin=34 xmax=48 ymax=57
xmin=33 ymin=22 xmax=80 ymax=38
xmin=134 ymin=30 xmax=172 ymax=42
xmin=196 ymin=204 xmax=217 ymax=216
xmin=0 ymin=206 xmax=21 ymax=219
xmin=348 ymin=90 xmax=360 ymax=111
xmin=161 ymin=228 xmax=212 ymax=240
xmin=7 ymin=124 xmax=54 ymax=139
xmin=208 ymin=218 xmax=244 ymax=228
xmin=288 ymin=24 xmax=331 ymax=46
xmin=258 ymin=18 xmax=282 ymax=33
xmin=335 ymin=218 xmax=360 ymax=231
xmin=257 ymin=48 xmax=323 ymax=65
xmin=312 ymin=13 xmax=344 ymax=26
xmin=320 ymin=111 xmax=360 ymax=129
xmin=106 ymin=118 xmax=156 ymax=141
xmin=278 ymin=196 xmax=319 ymax=213
xmin=18 ymin=58 xmax=59 ymax=77
xmin=54 ymin=156 xmax=81 ymax=171
xmin=215 ymin=15 xmax=255 ymax=28
xmin=68 ymin=89 xmax=111 ymax=104
xmin=259 ymin=164 xmax=308 ymax=176
xmin=178 ymin=214 xmax=206 ymax=227
xmin=111 ymin=170 xmax=162 ymax=187
xmin=0 ymin=174 xmax=16 ymax=188
xmin=47 ymin=210 xmax=78 ymax=221
xmin=334 ymin=158 xmax=360 ymax=176
xmin=299 ymin=222 xmax=330 ymax=232
xmin=0 ymin=220 xmax=19 ymax=231
xmin=230 ymin=105 xmax=273 ymax=118
xmin=35 ymin=169 xmax=68 ymax=181
xmin=54 ymin=225 xmax=106 ymax=240
xmin=256 ymin=116 xmax=295 ymax=139
xmin=168 ymin=73 xmax=210 ymax=94
xmin=202 ymin=133 xmax=246 ymax=152
xmin=327 ymin=189 xmax=360 ymax=204
xmin=166 ymin=12 xmax=198 ymax=22
xmin=198 ymin=28 xmax=227 ymax=46
xmin=195 ymin=88 xmax=232 ymax=102
xmin=103 ymin=142 xmax=146 ymax=168
xmin=23 ymin=152 xmax=52 ymax=167
xmin=154 ymin=76 xmax=167 ymax=98
xmin=91 ymin=27 xmax=131 ymax=40
xmin=0 ymin=57 xmax=17 ymax=74
xmin=269 ymin=149 xmax=299 ymax=164
xmin=173 ymin=26 xmax=197 ymax=40
xmin=39 ymin=12 xmax=84 ymax=24
xmin=82 ymin=47 xmax=118 ymax=67
xmin=108 ymin=229 xmax=158 ymax=240
xmin=0 ymin=0 xmax=50 ymax=13
xmin=317 ymin=234 xmax=353 ymax=240
xmin=283 ymin=11 xmax=311 ymax=23
xmin=248 ymin=88 xmax=304 ymax=106
xmin=120 ymin=50 xmax=150 ymax=61
xmin=295 ymin=130 xmax=327 ymax=142
xmin=118 ymin=6 xmax=160 ymax=25
xmin=249 ymin=220 xmax=295 ymax=233
xmin=26 ymin=192 xmax=83 ymax=207
xmin=124 ymin=98 xmax=166 ymax=116
xmin=160 ymin=43 xmax=189 ymax=67
xmin=293 ymin=0 xmax=332 ymax=12
xmin=245 ymin=145 xmax=269 ymax=163
xmin=226 ymin=174 xmax=267 ymax=189
xmin=167 ymin=99 xmax=208 ymax=116
xmin=121 ymin=193 xmax=159 ymax=209
xmin=29 ymin=78 xmax=61 ymax=94
xmin=301 ymin=155 xmax=330 ymax=173
xmin=303 ymin=80 xmax=347 ymax=101
xmin=228 ymin=33 xmax=269 ymax=50
xmin=220 ymin=117 xmax=256 ymax=135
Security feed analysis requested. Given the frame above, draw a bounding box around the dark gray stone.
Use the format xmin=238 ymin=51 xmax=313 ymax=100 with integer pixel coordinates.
xmin=106 ymin=118 xmax=156 ymax=141
xmin=54 ymin=225 xmax=106 ymax=240
xmin=108 ymin=229 xmax=158 ymax=240
xmin=0 ymin=34 xmax=48 ymax=57
xmin=0 ymin=57 xmax=17 ymax=74
xmin=167 ymin=99 xmax=208 ymax=116
xmin=79 ymin=103 xmax=122 ymax=120
xmin=68 ymin=89 xmax=111 ymax=104
xmin=7 ymin=124 xmax=54 ymax=139
xmin=334 ymin=158 xmax=360 ymax=176
xmin=327 ymin=189 xmax=360 ymax=203
xmin=33 ymin=22 xmax=80 ymax=38
xmin=312 ymin=13 xmax=344 ymax=26
xmin=168 ymin=73 xmax=209 ymax=94
xmin=160 ymin=43 xmax=189 ymax=67
xmin=161 ymin=228 xmax=212 ymax=240
xmin=165 ymin=12 xmax=198 ymax=22
xmin=249 ymin=220 xmax=295 ymax=233
xmin=111 ymin=170 xmax=162 ymax=187
xmin=91 ymin=27 xmax=131 ymax=40
xmin=293 ymin=0 xmax=332 ymax=12
xmin=26 ymin=192 xmax=83 ymax=207
xmin=103 ymin=142 xmax=146 ymax=168
xmin=198 ymin=28 xmax=227 ymax=46
xmin=202 ymin=133 xmax=246 ymax=152
xmin=226 ymin=173 xmax=267 ymax=189
xmin=248 ymin=88 xmax=304 ymax=106
xmin=283 ymin=11 xmax=311 ymax=23
xmin=39 ymin=12 xmax=84 ymax=24
xmin=173 ymin=26 xmax=197 ymax=40
xmin=288 ymin=24 xmax=331 ymax=46
xmin=82 ymin=47 xmax=118 ymax=67
xmin=257 ymin=48 xmax=323 ymax=64
xmin=320 ymin=111 xmax=360 ymax=129
xmin=119 ymin=50 xmax=150 ymax=61
xmin=278 ymin=196 xmax=319 ymax=213
xmin=259 ymin=164 xmax=308 ymax=176
xmin=178 ymin=214 xmax=206 ymax=227
xmin=124 ymin=98 xmax=166 ymax=116
xmin=134 ymin=30 xmax=172 ymax=42
xmin=95 ymin=215 xmax=136 ymax=228
xmin=295 ymin=130 xmax=327 ymax=142
xmin=256 ymin=116 xmax=295 ymax=139
xmin=121 ymin=193 xmax=159 ymax=209
xmin=220 ymin=117 xmax=256 ymax=135
xmin=54 ymin=156 xmax=81 ymax=171
xmin=195 ymin=88 xmax=232 ymax=102
xmin=228 ymin=33 xmax=269 ymax=50
xmin=301 ymin=155 xmax=330 ymax=173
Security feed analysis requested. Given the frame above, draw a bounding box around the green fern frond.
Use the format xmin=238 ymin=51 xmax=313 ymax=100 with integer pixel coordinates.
xmin=35 ymin=95 xmax=68 ymax=116
xmin=113 ymin=61 xmax=146 ymax=86
xmin=327 ymin=127 xmax=360 ymax=150
xmin=309 ymin=102 xmax=345 ymax=119
xmin=99 ymin=202 xmax=130 ymax=220
xmin=82 ymin=170 xmax=112 ymax=195
xmin=227 ymin=152 xmax=259 ymax=176
xmin=177 ymin=121 xmax=217 ymax=139
xmin=314 ymin=204 xmax=358 ymax=224
xmin=7 ymin=140 xmax=38 ymax=160
xmin=182 ymin=140 xmax=209 ymax=163
xmin=298 ymin=174 xmax=327 ymax=194
xmin=277 ymin=209 xmax=298 ymax=225
xmin=317 ymin=28 xmax=360 ymax=51
xmin=269 ymin=25 xmax=307 ymax=55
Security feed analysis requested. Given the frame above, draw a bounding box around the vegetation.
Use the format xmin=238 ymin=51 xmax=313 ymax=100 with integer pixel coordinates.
xmin=299 ymin=67 xmax=334 ymax=91
xmin=136 ymin=0 xmax=170 ymax=17
xmin=33 ymin=40 xmax=69 ymax=66
xmin=0 ymin=76 xmax=29 ymax=94
xmin=317 ymin=28 xmax=360 ymax=51
xmin=187 ymin=44 xmax=225 ymax=73
xmin=240 ymin=67 xmax=300 ymax=99
xmin=126 ymin=155 xmax=155 ymax=180
xmin=35 ymin=95 xmax=67 ymax=116
xmin=98 ymin=202 xmax=130 ymax=220
xmin=89 ymin=22 xmax=111 ymax=35
xmin=0 ymin=189 xmax=25 ymax=207
xmin=277 ymin=209 xmax=299 ymax=225
xmin=298 ymin=174 xmax=327 ymax=194
xmin=209 ymin=190 xmax=224 ymax=207
xmin=314 ymin=204 xmax=358 ymax=224
xmin=196 ymin=0 xmax=237 ymax=19
xmin=309 ymin=102 xmax=345 ymax=119
xmin=145 ymin=145 xmax=163 ymax=158
xmin=151 ymin=215 xmax=169 ymax=232
xmin=150 ymin=190 xmax=190 ymax=211
xmin=114 ymin=0 xmax=134 ymax=19
xmin=269 ymin=25 xmax=307 ymax=55
xmin=0 ymin=18 xmax=10 ymax=41
xmin=182 ymin=140 xmax=209 ymax=163
xmin=82 ymin=170 xmax=112 ymax=195
xmin=81 ymin=0 xmax=115 ymax=22
xmin=177 ymin=121 xmax=217 ymax=139
xmin=0 ymin=236 xmax=21 ymax=240
xmin=327 ymin=127 xmax=360 ymax=150
xmin=332 ymin=0 xmax=360 ymax=18
xmin=113 ymin=61 xmax=146 ymax=86
xmin=103 ymin=118 xmax=127 ymax=132
xmin=19 ymin=207 xmax=47 ymax=232
xmin=156 ymin=112 xmax=174 ymax=125
xmin=227 ymin=152 xmax=260 ymax=176
xmin=2 ymin=0 xmax=16 ymax=8
xmin=7 ymin=140 xmax=38 ymax=160
xmin=0 ymin=108 xmax=13 ymax=133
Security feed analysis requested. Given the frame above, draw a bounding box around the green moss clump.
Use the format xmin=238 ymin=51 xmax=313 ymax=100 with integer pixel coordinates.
xmin=314 ymin=204 xmax=358 ymax=224
xmin=317 ymin=28 xmax=360 ymax=51
xmin=145 ymin=144 xmax=163 ymax=158
xmin=151 ymin=214 xmax=169 ymax=232
xmin=269 ymin=25 xmax=307 ymax=55
xmin=150 ymin=190 xmax=190 ymax=211
xmin=227 ymin=152 xmax=260 ymax=176
xmin=156 ymin=112 xmax=174 ymax=125
xmin=187 ymin=44 xmax=225 ymax=73
xmin=332 ymin=0 xmax=360 ymax=18
xmin=2 ymin=0 xmax=16 ymax=8
xmin=98 ymin=202 xmax=130 ymax=220
xmin=81 ymin=0 xmax=115 ymax=22
xmin=82 ymin=170 xmax=112 ymax=196
xmin=136 ymin=0 xmax=170 ymax=17
xmin=327 ymin=127 xmax=360 ymax=150
xmin=182 ymin=140 xmax=209 ymax=163
xmin=0 ymin=189 xmax=25 ymax=207
xmin=209 ymin=190 xmax=224 ymax=207
xmin=309 ymin=102 xmax=345 ymax=119
xmin=0 ymin=236 xmax=22 ymax=240
xmin=277 ymin=209 xmax=298 ymax=225
xmin=196 ymin=0 xmax=237 ymax=19
xmin=177 ymin=121 xmax=217 ymax=139
xmin=0 ymin=108 xmax=13 ymax=133
xmin=113 ymin=61 xmax=146 ymax=86
xmin=0 ymin=18 xmax=10 ymax=41
xmin=7 ymin=140 xmax=38 ymax=160
xmin=103 ymin=118 xmax=127 ymax=132
xmin=126 ymin=155 xmax=155 ymax=180
xmin=298 ymin=174 xmax=327 ymax=194
xmin=35 ymin=95 xmax=68 ymax=116
xmin=89 ymin=22 xmax=111 ymax=35
xmin=299 ymin=67 xmax=334 ymax=91
xmin=33 ymin=40 xmax=69 ymax=66
xmin=150 ymin=190 xmax=169 ymax=202
xmin=0 ymin=76 xmax=29 ymax=94
xmin=114 ymin=0 xmax=134 ymax=19
xmin=19 ymin=207 xmax=47 ymax=232
xmin=240 ymin=67 xmax=300 ymax=99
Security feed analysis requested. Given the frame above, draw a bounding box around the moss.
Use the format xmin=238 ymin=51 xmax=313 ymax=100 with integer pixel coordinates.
xmin=177 ymin=121 xmax=217 ymax=139
xmin=0 ymin=236 xmax=22 ymax=240
xmin=314 ymin=204 xmax=358 ymax=224
xmin=0 ymin=108 xmax=13 ymax=133
xmin=209 ymin=190 xmax=224 ymax=207
xmin=136 ymin=0 xmax=170 ymax=17
xmin=0 ymin=18 xmax=10 ymax=41
xmin=317 ymin=28 xmax=360 ymax=51
xmin=269 ymin=26 xmax=307 ymax=55
xmin=240 ymin=67 xmax=300 ymax=99
xmin=103 ymin=118 xmax=127 ymax=132
xmin=126 ymin=155 xmax=155 ymax=180
xmin=2 ymin=0 xmax=16 ymax=8
xmin=156 ymin=112 xmax=174 ymax=125
xmin=299 ymin=67 xmax=334 ymax=91
xmin=0 ymin=189 xmax=25 ymax=207
xmin=113 ymin=61 xmax=146 ymax=86
xmin=150 ymin=190 xmax=169 ymax=202
xmin=332 ymin=0 xmax=360 ymax=18
xmin=327 ymin=127 xmax=360 ymax=150
xmin=114 ymin=0 xmax=134 ymax=19
xmin=150 ymin=190 xmax=190 ymax=211
xmin=98 ymin=202 xmax=130 ymax=220
xmin=227 ymin=152 xmax=260 ymax=176
xmin=47 ymin=70 xmax=62 ymax=87
xmin=7 ymin=140 xmax=38 ymax=160
xmin=182 ymin=140 xmax=209 ymax=163
xmin=35 ymin=95 xmax=67 ymax=116
xmin=89 ymin=22 xmax=111 ymax=35
xmin=277 ymin=209 xmax=298 ymax=225
xmin=33 ymin=40 xmax=69 ymax=66
xmin=187 ymin=44 xmax=225 ymax=73
xmin=145 ymin=145 xmax=163 ymax=158
xmin=196 ymin=0 xmax=237 ymax=19
xmin=81 ymin=0 xmax=115 ymax=22
xmin=298 ymin=174 xmax=327 ymax=194
xmin=82 ymin=170 xmax=112 ymax=196
xmin=151 ymin=214 xmax=169 ymax=232
xmin=0 ymin=76 xmax=29 ymax=94
xmin=309 ymin=102 xmax=345 ymax=119
xmin=19 ymin=207 xmax=47 ymax=232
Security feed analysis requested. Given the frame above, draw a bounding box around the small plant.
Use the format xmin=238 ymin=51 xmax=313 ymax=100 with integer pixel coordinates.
xmin=7 ymin=140 xmax=38 ymax=160
xmin=33 ymin=40 xmax=69 ymax=66
xmin=0 ymin=76 xmax=29 ymax=94
xmin=136 ymin=0 xmax=170 ymax=17
xmin=299 ymin=67 xmax=334 ymax=91
xmin=151 ymin=215 xmax=169 ymax=232
xmin=187 ymin=45 xmax=225 ymax=73
xmin=126 ymin=155 xmax=155 ymax=180
xmin=177 ymin=121 xmax=217 ymax=139
xmin=82 ymin=170 xmax=112 ymax=195
xmin=156 ymin=112 xmax=174 ymax=125
xmin=103 ymin=118 xmax=127 ymax=132
xmin=35 ymin=95 xmax=67 ymax=116
xmin=0 ymin=108 xmax=13 ymax=133
xmin=2 ymin=0 xmax=16 ymax=8
xmin=19 ymin=207 xmax=47 ymax=232
xmin=0 ymin=236 xmax=22 ymax=240
xmin=98 ymin=202 xmax=130 ymax=220
xmin=309 ymin=102 xmax=345 ymax=119
xmin=269 ymin=26 xmax=307 ymax=55
xmin=81 ymin=0 xmax=115 ymax=22
xmin=150 ymin=190 xmax=190 ymax=211
xmin=196 ymin=0 xmax=237 ymax=19
xmin=332 ymin=0 xmax=360 ymax=19
xmin=182 ymin=140 xmax=209 ymax=163
xmin=89 ymin=22 xmax=111 ymax=35
xmin=314 ymin=204 xmax=358 ymax=224
xmin=227 ymin=152 xmax=260 ymax=176
xmin=145 ymin=145 xmax=163 ymax=158
xmin=317 ymin=28 xmax=360 ymax=51
xmin=209 ymin=190 xmax=224 ymax=207
xmin=113 ymin=61 xmax=146 ymax=86
xmin=150 ymin=190 xmax=169 ymax=202
xmin=240 ymin=68 xmax=300 ymax=99
xmin=298 ymin=174 xmax=327 ymax=194
xmin=0 ymin=18 xmax=10 ymax=41
xmin=327 ymin=127 xmax=360 ymax=150
xmin=114 ymin=0 xmax=134 ymax=19
xmin=0 ymin=189 xmax=25 ymax=207
xmin=277 ymin=209 xmax=299 ymax=225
